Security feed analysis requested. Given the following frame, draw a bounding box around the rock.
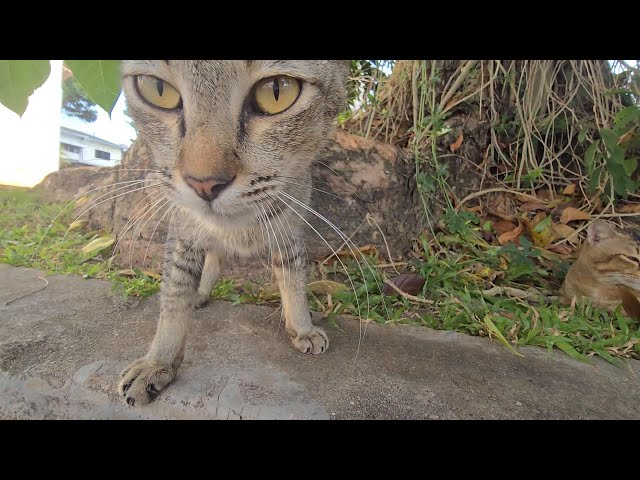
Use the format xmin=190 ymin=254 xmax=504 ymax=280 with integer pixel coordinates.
xmin=33 ymin=130 xmax=426 ymax=273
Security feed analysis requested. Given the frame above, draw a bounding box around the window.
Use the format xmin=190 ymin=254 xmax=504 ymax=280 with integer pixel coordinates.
xmin=95 ymin=149 xmax=111 ymax=160
xmin=61 ymin=143 xmax=81 ymax=153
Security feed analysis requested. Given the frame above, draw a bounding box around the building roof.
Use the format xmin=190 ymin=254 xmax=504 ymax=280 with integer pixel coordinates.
xmin=60 ymin=126 xmax=128 ymax=150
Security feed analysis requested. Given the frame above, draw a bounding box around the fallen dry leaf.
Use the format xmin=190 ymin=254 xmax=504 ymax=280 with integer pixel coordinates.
xmin=536 ymin=189 xmax=553 ymax=202
xmin=520 ymin=201 xmax=548 ymax=212
xmin=308 ymin=280 xmax=347 ymax=295
xmin=449 ymin=133 xmax=464 ymax=153
xmin=497 ymin=222 xmax=524 ymax=245
xmin=547 ymin=244 xmax=573 ymax=255
xmin=142 ymin=270 xmax=162 ymax=280
xmin=465 ymin=205 xmax=483 ymax=214
xmin=551 ymin=200 xmax=579 ymax=221
xmin=382 ymin=273 xmax=425 ymax=296
xmin=563 ymin=184 xmax=576 ymax=195
xmin=560 ymin=207 xmax=591 ymax=224
xmin=486 ymin=193 xmax=517 ymax=220
xmin=337 ymin=244 xmax=377 ymax=257
xmin=551 ymin=223 xmax=578 ymax=242
xmin=617 ymin=203 xmax=640 ymax=213
xmin=117 ymin=269 xmax=136 ymax=277
xmin=493 ymin=220 xmax=518 ymax=236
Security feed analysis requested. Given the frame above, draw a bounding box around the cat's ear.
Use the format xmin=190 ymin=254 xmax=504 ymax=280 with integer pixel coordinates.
xmin=587 ymin=219 xmax=617 ymax=245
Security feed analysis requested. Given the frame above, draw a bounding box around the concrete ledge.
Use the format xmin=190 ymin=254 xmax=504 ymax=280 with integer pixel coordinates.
xmin=1 ymin=264 xmax=639 ymax=419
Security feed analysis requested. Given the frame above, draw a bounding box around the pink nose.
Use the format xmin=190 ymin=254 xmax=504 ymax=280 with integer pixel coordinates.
xmin=184 ymin=175 xmax=235 ymax=202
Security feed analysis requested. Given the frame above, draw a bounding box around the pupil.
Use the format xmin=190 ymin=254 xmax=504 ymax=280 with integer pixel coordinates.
xmin=156 ymin=79 xmax=164 ymax=96
xmin=273 ymin=77 xmax=280 ymax=102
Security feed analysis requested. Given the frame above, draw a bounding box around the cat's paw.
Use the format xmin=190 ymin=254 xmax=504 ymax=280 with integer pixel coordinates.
xmin=195 ymin=293 xmax=210 ymax=309
xmin=118 ymin=358 xmax=176 ymax=406
xmin=290 ymin=327 xmax=329 ymax=355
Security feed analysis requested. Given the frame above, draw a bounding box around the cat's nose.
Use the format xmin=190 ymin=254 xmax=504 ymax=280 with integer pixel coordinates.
xmin=184 ymin=174 xmax=235 ymax=202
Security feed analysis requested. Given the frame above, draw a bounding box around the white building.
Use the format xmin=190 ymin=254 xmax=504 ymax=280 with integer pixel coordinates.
xmin=60 ymin=126 xmax=127 ymax=168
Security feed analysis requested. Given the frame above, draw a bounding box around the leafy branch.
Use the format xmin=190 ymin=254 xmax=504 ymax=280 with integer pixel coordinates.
xmin=0 ymin=60 xmax=122 ymax=117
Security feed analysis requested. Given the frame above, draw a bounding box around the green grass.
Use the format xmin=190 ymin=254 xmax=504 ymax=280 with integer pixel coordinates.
xmin=0 ymin=187 xmax=160 ymax=298
xmin=305 ymin=210 xmax=640 ymax=367
xmin=0 ymin=187 xmax=270 ymax=303
xmin=2 ymin=186 xmax=639 ymax=366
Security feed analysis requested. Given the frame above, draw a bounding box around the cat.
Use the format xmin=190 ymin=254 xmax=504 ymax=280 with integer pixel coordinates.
xmin=117 ymin=60 xmax=349 ymax=406
xmin=561 ymin=219 xmax=640 ymax=318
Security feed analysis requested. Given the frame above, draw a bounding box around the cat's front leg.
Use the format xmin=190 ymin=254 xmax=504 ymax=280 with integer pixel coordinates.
xmin=118 ymin=237 xmax=205 ymax=406
xmin=272 ymin=248 xmax=328 ymax=355
xmin=196 ymin=251 xmax=223 ymax=308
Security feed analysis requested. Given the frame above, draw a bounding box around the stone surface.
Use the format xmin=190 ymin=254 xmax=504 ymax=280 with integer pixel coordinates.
xmin=1 ymin=263 xmax=640 ymax=420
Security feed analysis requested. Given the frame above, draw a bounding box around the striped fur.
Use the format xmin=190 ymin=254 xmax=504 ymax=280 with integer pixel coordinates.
xmin=117 ymin=61 xmax=348 ymax=406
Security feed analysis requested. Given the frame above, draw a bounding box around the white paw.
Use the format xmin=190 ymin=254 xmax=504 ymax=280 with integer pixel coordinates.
xmin=118 ymin=358 xmax=176 ymax=406
xmin=290 ymin=327 xmax=329 ymax=355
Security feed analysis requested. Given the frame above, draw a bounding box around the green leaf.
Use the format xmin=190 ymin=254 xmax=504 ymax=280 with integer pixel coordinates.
xmin=68 ymin=219 xmax=87 ymax=230
xmin=555 ymin=341 xmax=591 ymax=364
xmin=591 ymin=345 xmax=624 ymax=367
xmin=600 ymin=128 xmax=619 ymax=153
xmin=623 ymin=157 xmax=638 ymax=176
xmin=0 ymin=60 xmax=51 ymax=116
xmin=577 ymin=128 xmax=588 ymax=143
xmin=614 ymin=106 xmax=640 ymax=131
xmin=483 ymin=315 xmax=524 ymax=357
xmin=584 ymin=142 xmax=599 ymax=174
xmin=65 ymin=60 xmax=121 ymax=115
xmin=588 ymin=166 xmax=603 ymax=195
xmin=81 ymin=235 xmax=115 ymax=253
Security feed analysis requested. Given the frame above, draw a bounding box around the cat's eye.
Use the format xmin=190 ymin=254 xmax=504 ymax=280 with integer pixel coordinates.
xmin=618 ymin=254 xmax=640 ymax=267
xmin=254 ymin=76 xmax=301 ymax=115
xmin=135 ymin=75 xmax=182 ymax=110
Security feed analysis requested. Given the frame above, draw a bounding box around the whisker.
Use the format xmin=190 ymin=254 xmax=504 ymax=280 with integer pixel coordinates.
xmin=142 ymin=202 xmax=176 ymax=271
xmin=250 ymin=204 xmax=275 ymax=292
xmin=111 ymin=190 xmax=167 ymax=269
xmin=75 ymin=182 xmax=163 ymax=220
xmin=261 ymin=203 xmax=288 ymax=323
xmin=271 ymin=178 xmax=351 ymax=202
xmin=31 ymin=179 xmax=150 ymax=262
xmin=128 ymin=197 xmax=171 ymax=268
xmin=265 ymin=197 xmax=294 ymax=300
xmin=52 ymin=184 xmax=163 ymax=273
xmin=275 ymin=193 xmax=364 ymax=351
xmin=315 ymin=161 xmax=365 ymax=201
xmin=278 ymin=191 xmax=390 ymax=360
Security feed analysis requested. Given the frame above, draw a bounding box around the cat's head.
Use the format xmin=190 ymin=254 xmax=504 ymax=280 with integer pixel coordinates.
xmin=578 ymin=219 xmax=640 ymax=291
xmin=121 ymin=60 xmax=349 ymax=224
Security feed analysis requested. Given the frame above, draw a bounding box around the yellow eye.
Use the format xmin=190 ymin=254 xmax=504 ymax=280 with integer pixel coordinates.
xmin=254 ymin=76 xmax=301 ymax=114
xmin=135 ymin=75 xmax=181 ymax=109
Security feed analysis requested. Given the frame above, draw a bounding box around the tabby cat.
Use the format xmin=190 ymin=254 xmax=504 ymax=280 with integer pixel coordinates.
xmin=117 ymin=61 xmax=349 ymax=406
xmin=562 ymin=219 xmax=640 ymax=316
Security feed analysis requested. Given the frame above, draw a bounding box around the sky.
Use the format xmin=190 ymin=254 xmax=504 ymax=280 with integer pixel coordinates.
xmin=60 ymin=92 xmax=137 ymax=147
